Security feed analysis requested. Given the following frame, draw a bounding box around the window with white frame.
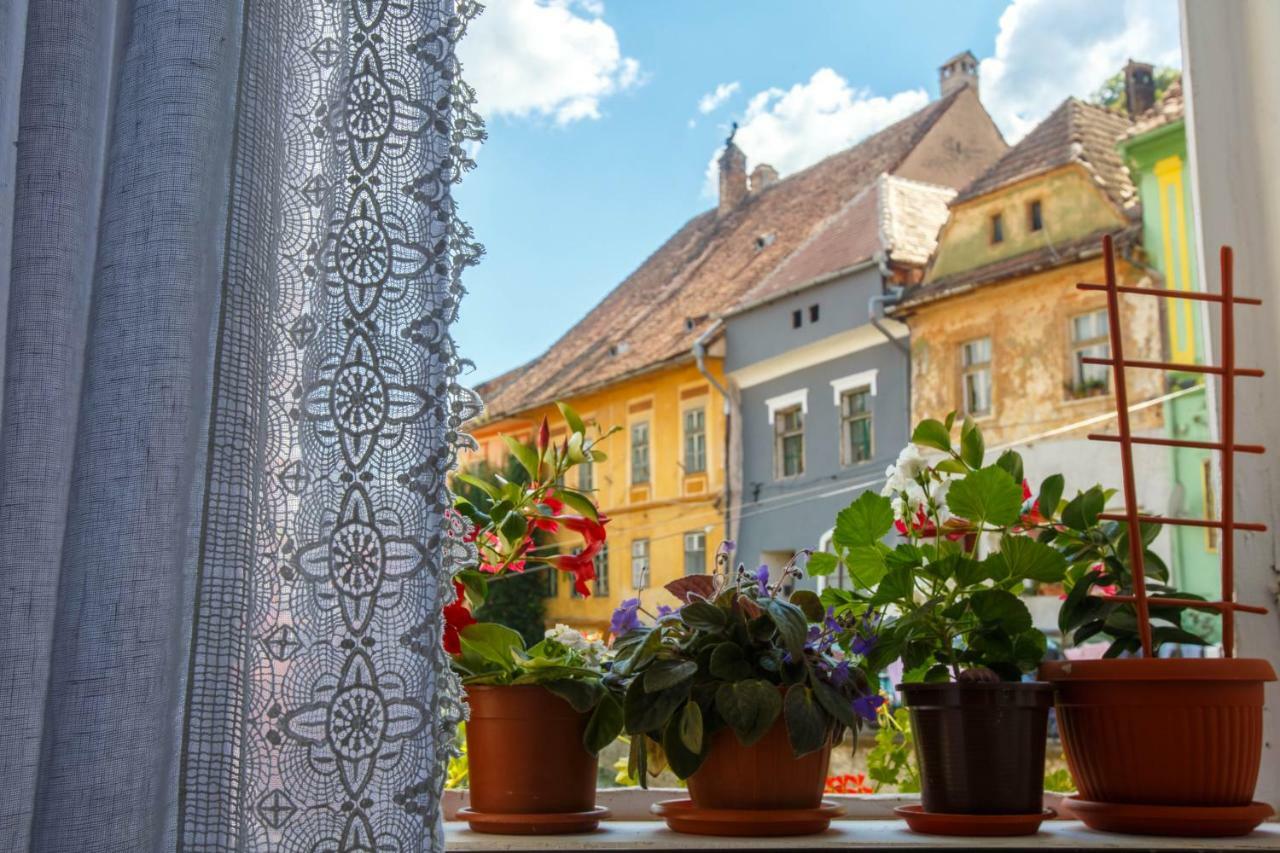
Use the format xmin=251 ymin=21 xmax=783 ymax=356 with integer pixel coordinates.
xmin=578 ymin=459 xmax=593 ymax=492
xmin=593 ymin=543 xmax=610 ymax=596
xmin=961 ymin=337 xmax=993 ymax=417
xmin=630 ymin=421 xmax=650 ymax=485
xmin=774 ymin=405 xmax=805 ymax=478
xmin=840 ymin=387 xmax=874 ymax=465
xmin=683 ymin=531 xmax=706 ymax=575
xmin=630 ymin=538 xmax=649 ymax=589
xmin=1070 ymin=309 xmax=1111 ymax=396
xmin=683 ymin=407 xmax=706 ymax=473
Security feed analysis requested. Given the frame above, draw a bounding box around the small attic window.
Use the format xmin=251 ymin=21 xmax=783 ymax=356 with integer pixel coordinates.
xmin=791 ymin=310 xmax=802 ymax=329
xmin=990 ymin=212 xmax=1004 ymax=244
xmin=755 ymin=232 xmax=776 ymax=251
xmin=609 ymin=341 xmax=631 ymax=357
xmin=809 ymin=305 xmax=820 ymax=323
xmin=1029 ymin=200 xmax=1044 ymax=232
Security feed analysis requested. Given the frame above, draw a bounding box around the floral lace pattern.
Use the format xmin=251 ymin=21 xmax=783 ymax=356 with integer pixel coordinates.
xmin=179 ymin=0 xmax=483 ymax=849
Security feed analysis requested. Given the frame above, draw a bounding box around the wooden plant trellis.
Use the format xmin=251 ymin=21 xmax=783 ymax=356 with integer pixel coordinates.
xmin=1076 ymin=235 xmax=1268 ymax=658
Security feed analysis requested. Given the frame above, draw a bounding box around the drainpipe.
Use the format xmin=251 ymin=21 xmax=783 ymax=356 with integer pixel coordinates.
xmin=693 ymin=319 xmax=739 ymax=550
xmin=869 ymin=250 xmax=911 ymax=429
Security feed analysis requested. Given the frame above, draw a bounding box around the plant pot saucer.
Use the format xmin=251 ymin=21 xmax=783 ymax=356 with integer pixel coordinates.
xmin=455 ymin=805 xmax=610 ymax=835
xmin=1064 ymin=797 xmax=1274 ymax=837
xmin=894 ymin=804 xmax=1055 ymax=837
xmin=652 ymin=798 xmax=842 ymax=837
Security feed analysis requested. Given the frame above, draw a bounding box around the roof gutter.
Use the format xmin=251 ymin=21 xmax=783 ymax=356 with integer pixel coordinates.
xmin=692 ymin=319 xmax=739 ymax=551
xmin=869 ymin=251 xmax=909 ymax=355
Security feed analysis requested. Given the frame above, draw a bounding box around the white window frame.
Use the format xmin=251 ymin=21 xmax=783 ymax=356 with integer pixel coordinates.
xmin=683 ymin=531 xmax=707 ymax=575
xmin=763 ymin=387 xmax=808 ymax=425
xmin=630 ymin=538 xmax=650 ymax=590
xmin=773 ymin=404 xmax=805 ymax=480
xmin=682 ymin=406 xmax=706 ymax=474
xmin=839 ymin=386 xmax=875 ymax=467
xmin=629 ymin=420 xmax=650 ymax=485
xmin=960 ymin=337 xmax=993 ymax=418
xmin=829 ymin=368 xmax=878 ymax=405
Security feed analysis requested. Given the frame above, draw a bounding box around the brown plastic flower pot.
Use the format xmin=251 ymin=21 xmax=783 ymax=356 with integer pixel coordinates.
xmin=1040 ymin=657 xmax=1277 ymax=807
xmin=463 ymin=685 xmax=604 ymax=833
xmin=686 ymin=714 xmax=831 ymax=811
xmin=900 ymin=681 xmax=1053 ymax=815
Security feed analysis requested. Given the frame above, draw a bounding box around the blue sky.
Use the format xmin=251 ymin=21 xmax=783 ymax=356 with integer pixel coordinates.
xmin=454 ymin=0 xmax=1180 ymax=382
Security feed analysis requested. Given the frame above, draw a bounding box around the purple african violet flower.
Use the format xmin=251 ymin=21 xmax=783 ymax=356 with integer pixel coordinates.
xmin=610 ymin=597 xmax=642 ymax=636
xmin=852 ymin=693 xmax=885 ymax=722
xmin=754 ymin=564 xmax=771 ymax=595
xmin=718 ymin=540 xmax=736 ymax=556
xmin=657 ymin=604 xmax=673 ymax=617
xmin=830 ymin=659 xmax=851 ymax=688
xmin=850 ymin=634 xmax=877 ymax=656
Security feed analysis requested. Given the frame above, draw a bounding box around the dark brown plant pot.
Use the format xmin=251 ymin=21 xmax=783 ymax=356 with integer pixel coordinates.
xmin=900 ymin=680 xmax=1053 ymax=815
xmin=686 ymin=714 xmax=831 ymax=811
xmin=1040 ymin=658 xmax=1277 ymax=806
xmin=464 ymin=684 xmax=601 ymax=830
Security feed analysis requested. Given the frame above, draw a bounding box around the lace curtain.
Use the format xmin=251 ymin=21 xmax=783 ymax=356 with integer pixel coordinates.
xmin=0 ymin=0 xmax=481 ymax=849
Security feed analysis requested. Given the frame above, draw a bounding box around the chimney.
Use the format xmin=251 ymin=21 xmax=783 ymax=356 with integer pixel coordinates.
xmin=750 ymin=163 xmax=778 ymax=192
xmin=1123 ymin=59 xmax=1156 ymax=117
xmin=938 ymin=50 xmax=979 ymax=99
xmin=718 ymin=123 xmax=748 ymax=214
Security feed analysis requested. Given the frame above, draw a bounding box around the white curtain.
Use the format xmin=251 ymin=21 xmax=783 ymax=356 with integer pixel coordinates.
xmin=0 ymin=0 xmax=482 ymax=849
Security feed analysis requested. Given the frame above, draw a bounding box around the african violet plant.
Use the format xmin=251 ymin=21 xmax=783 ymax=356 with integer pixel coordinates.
xmin=607 ymin=545 xmax=883 ymax=783
xmin=815 ymin=413 xmax=1070 ymax=682
xmin=446 ymin=403 xmax=624 ymax=753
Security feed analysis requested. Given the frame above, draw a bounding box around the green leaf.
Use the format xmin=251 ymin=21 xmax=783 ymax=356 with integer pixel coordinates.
xmin=624 ymin=676 xmax=690 ymax=735
xmin=498 ymin=509 xmax=527 ymax=543
xmin=833 ymin=491 xmax=895 ymax=550
xmin=995 ymin=449 xmax=1023 ymax=485
xmin=870 ymin=564 xmax=915 ymax=606
xmin=543 ymin=679 xmax=602 ymax=713
xmin=458 ymin=623 xmax=525 ymax=671
xmin=715 ymin=679 xmax=782 ymax=746
xmin=663 ymin=705 xmax=707 ymax=779
xmin=643 ymin=659 xmax=698 ymax=693
xmin=584 ymin=692 xmax=624 ymax=754
xmin=453 ymin=472 xmax=500 ymax=500
xmin=763 ymin=598 xmax=808 ymax=659
xmin=556 ymin=401 xmax=586 ymax=435
xmin=784 ymin=684 xmax=828 ymax=757
xmin=969 ymin=589 xmax=1033 ymax=634
xmin=912 ymin=419 xmax=952 ymax=453
xmin=502 ymin=435 xmax=541 ymax=480
xmin=952 ymin=555 xmax=991 ymax=587
xmin=1037 ymin=474 xmax=1064 ymax=520
xmin=788 ymin=589 xmax=825 ymax=622
xmin=708 ymin=642 xmax=754 ymax=681
xmin=678 ymin=700 xmax=704 ymax=754
xmin=805 ymin=551 xmax=839 ymax=577
xmin=935 ymin=458 xmax=969 ymax=475
xmin=991 ymin=536 xmax=1067 ymax=583
xmin=946 ymin=465 xmax=1024 ymax=527
xmin=810 ymin=673 xmax=858 ymax=729
xmin=1062 ymin=487 xmax=1105 ymax=531
xmin=556 ymin=488 xmax=599 ymax=521
xmin=960 ymin=419 xmax=985 ymax=469
xmin=681 ymin=600 xmax=727 ymax=631
xmin=846 ymin=545 xmax=888 ymax=589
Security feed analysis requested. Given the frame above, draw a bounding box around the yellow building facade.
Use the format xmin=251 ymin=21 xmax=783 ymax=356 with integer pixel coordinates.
xmin=464 ymin=360 xmax=726 ymax=631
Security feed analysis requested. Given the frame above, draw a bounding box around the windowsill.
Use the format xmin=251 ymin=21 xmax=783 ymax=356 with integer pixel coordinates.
xmin=444 ymin=790 xmax=1279 ymax=849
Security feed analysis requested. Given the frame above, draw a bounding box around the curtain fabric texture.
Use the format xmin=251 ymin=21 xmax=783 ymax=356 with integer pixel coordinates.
xmin=0 ymin=0 xmax=482 ymax=849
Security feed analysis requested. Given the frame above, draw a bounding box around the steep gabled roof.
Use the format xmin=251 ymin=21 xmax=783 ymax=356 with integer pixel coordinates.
xmin=726 ymin=174 xmax=955 ymax=316
xmin=477 ymin=88 xmax=995 ymax=419
xmin=955 ymin=98 xmax=1136 ymax=211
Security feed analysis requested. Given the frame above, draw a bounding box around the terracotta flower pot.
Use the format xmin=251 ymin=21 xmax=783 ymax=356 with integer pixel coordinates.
xmin=686 ymin=714 xmax=831 ymax=811
xmin=1040 ymin=657 xmax=1277 ymax=806
xmin=464 ymin=684 xmax=601 ymax=829
xmin=900 ymin=681 xmax=1053 ymax=815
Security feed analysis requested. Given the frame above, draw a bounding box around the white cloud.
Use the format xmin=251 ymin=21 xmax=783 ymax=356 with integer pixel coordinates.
xmin=697 ymin=81 xmax=741 ymax=115
xmin=703 ymin=68 xmax=929 ymax=197
xmin=459 ymin=0 xmax=641 ymax=125
xmin=980 ymin=0 xmax=1182 ymax=141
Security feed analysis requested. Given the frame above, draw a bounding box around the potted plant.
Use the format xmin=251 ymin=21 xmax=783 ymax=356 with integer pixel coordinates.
xmin=446 ymin=404 xmax=624 ymax=835
xmin=816 ymin=414 xmax=1065 ymax=836
xmin=1042 ymin=501 xmax=1276 ymax=836
xmin=609 ymin=546 xmax=883 ymax=837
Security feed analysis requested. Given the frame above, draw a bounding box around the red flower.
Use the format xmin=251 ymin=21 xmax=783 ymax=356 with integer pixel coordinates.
xmin=541 ymin=494 xmax=565 ymax=515
xmin=825 ymin=773 xmax=873 ymax=794
xmin=530 ymin=517 xmax=560 ymax=533
xmin=443 ymin=580 xmax=476 ymax=655
xmin=1018 ymin=479 xmax=1045 ymax=528
xmin=549 ymin=514 xmax=609 ymax=597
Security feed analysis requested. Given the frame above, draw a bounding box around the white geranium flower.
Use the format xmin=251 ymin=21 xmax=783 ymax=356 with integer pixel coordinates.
xmin=895 ymin=444 xmax=928 ymax=479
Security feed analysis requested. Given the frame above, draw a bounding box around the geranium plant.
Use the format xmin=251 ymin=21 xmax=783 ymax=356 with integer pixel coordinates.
xmin=608 ymin=544 xmax=883 ymax=783
xmin=814 ymin=413 xmax=1069 ymax=682
xmin=446 ymin=402 xmax=623 ymax=754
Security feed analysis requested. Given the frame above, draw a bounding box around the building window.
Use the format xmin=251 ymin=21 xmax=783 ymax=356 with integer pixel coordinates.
xmin=791 ymin=309 xmax=802 ymax=329
xmin=809 ymin=304 xmax=820 ymax=323
xmin=683 ymin=532 xmax=707 ymax=575
xmin=631 ymin=539 xmax=650 ymax=590
xmin=630 ymin=421 xmax=650 ymax=485
xmin=774 ymin=405 xmax=805 ymax=478
xmin=594 ymin=543 xmax=610 ymax=596
xmin=1028 ymin=199 xmax=1043 ymax=232
xmin=840 ymin=387 xmax=874 ymax=466
xmin=579 ymin=459 xmax=593 ymax=492
xmin=1070 ymin=310 xmax=1111 ymax=397
xmin=1202 ymin=458 xmax=1218 ymax=553
xmin=961 ymin=337 xmax=993 ymax=417
xmin=544 ymin=563 xmax=559 ymax=597
xmin=990 ymin=212 xmax=1004 ymax=244
xmin=683 ymin=407 xmax=706 ymax=473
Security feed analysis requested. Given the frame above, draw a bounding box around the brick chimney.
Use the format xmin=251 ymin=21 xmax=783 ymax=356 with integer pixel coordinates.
xmin=719 ymin=123 xmax=748 ymax=214
xmin=939 ymin=50 xmax=979 ymax=98
xmin=750 ymin=163 xmax=778 ymax=192
xmin=1124 ymin=59 xmax=1156 ymax=117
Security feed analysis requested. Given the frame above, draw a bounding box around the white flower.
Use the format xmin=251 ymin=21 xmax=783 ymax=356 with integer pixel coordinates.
xmin=895 ymin=444 xmax=928 ymax=479
xmin=933 ymin=477 xmax=954 ymax=523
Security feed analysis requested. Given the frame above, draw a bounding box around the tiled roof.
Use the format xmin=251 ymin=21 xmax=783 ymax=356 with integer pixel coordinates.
xmin=1125 ymin=75 xmax=1184 ymax=140
xmin=477 ymin=90 xmax=985 ymax=419
xmin=727 ymin=174 xmax=955 ymax=315
xmin=892 ymin=223 xmax=1143 ymax=312
xmin=955 ymin=97 xmax=1136 ymax=211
